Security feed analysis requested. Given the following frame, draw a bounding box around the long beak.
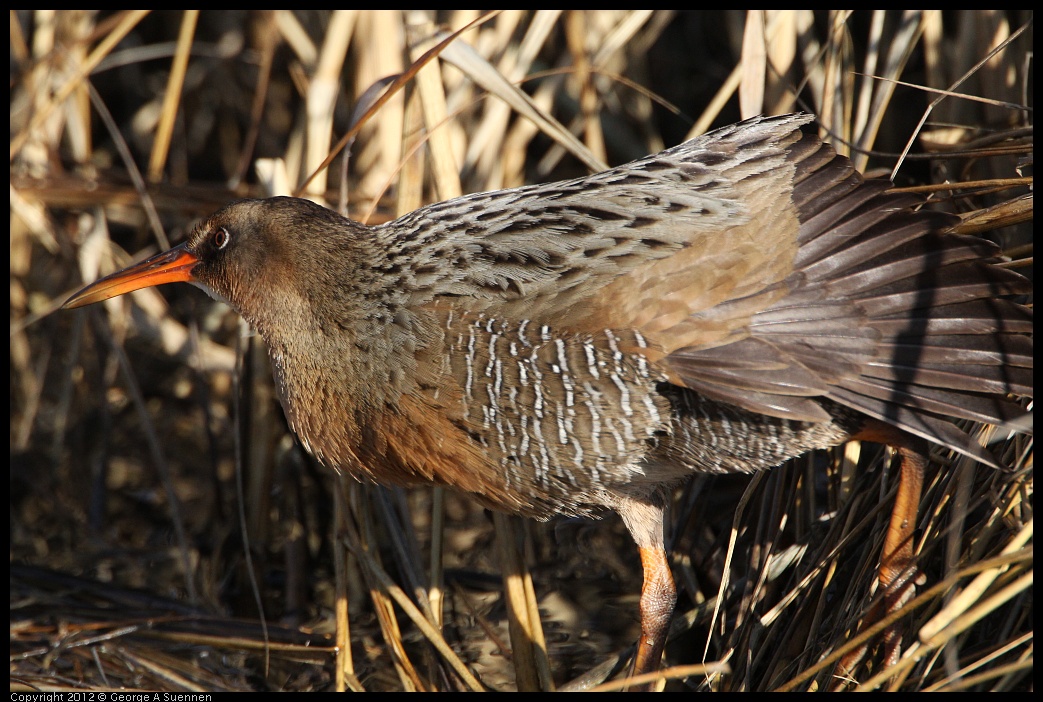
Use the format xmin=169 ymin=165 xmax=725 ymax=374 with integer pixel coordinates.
xmin=63 ymin=242 xmax=200 ymax=309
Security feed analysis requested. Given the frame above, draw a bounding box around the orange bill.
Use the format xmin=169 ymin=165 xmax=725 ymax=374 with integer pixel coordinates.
xmin=63 ymin=243 xmax=199 ymax=309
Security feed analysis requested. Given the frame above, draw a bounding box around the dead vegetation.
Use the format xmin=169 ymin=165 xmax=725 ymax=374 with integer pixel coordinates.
xmin=10 ymin=10 xmax=1033 ymax=692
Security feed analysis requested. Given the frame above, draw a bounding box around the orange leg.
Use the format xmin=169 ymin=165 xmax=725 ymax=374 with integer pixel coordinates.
xmin=632 ymin=545 xmax=677 ymax=680
xmin=836 ymin=424 xmax=926 ymax=684
xmin=618 ymin=496 xmax=676 ymax=690
xmin=877 ymin=446 xmax=925 ymax=666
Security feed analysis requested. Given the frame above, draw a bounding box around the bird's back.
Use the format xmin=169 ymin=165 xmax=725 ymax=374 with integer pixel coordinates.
xmin=313 ymin=114 xmax=1032 ymax=518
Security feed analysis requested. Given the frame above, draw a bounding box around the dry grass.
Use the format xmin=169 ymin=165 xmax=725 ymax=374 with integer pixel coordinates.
xmin=10 ymin=10 xmax=1032 ymax=692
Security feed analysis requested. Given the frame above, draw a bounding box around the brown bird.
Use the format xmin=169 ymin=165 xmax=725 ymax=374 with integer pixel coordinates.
xmin=64 ymin=113 xmax=1032 ymax=684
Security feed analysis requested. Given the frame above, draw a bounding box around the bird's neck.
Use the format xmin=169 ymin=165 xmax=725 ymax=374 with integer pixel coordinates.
xmin=254 ymin=271 xmax=423 ymax=472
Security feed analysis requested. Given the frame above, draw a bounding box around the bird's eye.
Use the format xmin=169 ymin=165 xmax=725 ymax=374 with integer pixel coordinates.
xmin=213 ymin=227 xmax=231 ymax=249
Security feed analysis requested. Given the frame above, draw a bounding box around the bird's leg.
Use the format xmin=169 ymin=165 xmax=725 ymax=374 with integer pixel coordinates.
xmin=835 ymin=423 xmax=927 ymax=684
xmin=877 ymin=444 xmax=925 ymax=666
xmin=617 ymin=493 xmax=677 ymax=689
xmin=634 ymin=545 xmax=677 ymax=678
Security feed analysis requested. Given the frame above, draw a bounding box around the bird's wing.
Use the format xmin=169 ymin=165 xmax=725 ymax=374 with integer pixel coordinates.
xmin=394 ymin=114 xmax=1031 ymax=455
